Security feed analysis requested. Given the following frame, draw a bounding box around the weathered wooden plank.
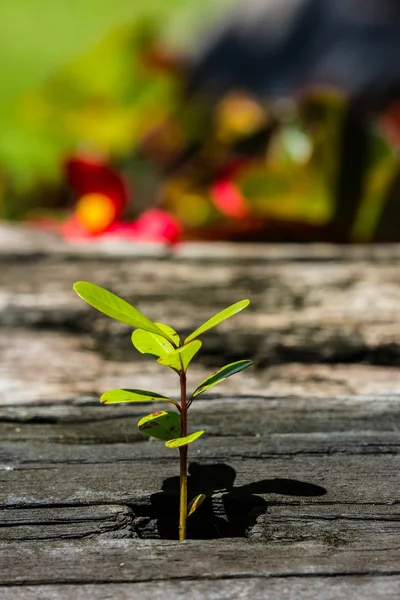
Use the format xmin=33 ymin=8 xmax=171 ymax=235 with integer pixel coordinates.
xmin=3 ymin=485 xmax=397 ymax=543
xmin=1 ymin=428 xmax=399 ymax=540
xmin=1 ymin=576 xmax=400 ymax=600
xmin=252 ymin=504 xmax=400 ymax=544
xmin=0 ymin=539 xmax=399 ymax=585
xmin=2 ymin=431 xmax=400 ymax=469
xmin=1 ymin=231 xmax=400 ymax=595
xmin=3 ymin=229 xmax=400 ymax=409
xmin=0 ymin=224 xmax=169 ymax=259
xmin=3 ymin=326 xmax=400 ymax=405
xmin=0 ymin=328 xmax=259 ymax=404
xmin=4 ymin=223 xmax=400 ymax=262
xmin=3 ymin=247 xmax=400 ymax=374
xmin=4 ymin=331 xmax=400 ymax=402
xmin=1 ymin=453 xmax=399 ymax=507
xmin=3 ymin=501 xmax=398 ymax=543
xmin=1 ymin=394 xmax=398 ymax=543
xmin=0 ymin=505 xmax=133 ymax=540
xmin=1 ymin=395 xmax=400 ymax=442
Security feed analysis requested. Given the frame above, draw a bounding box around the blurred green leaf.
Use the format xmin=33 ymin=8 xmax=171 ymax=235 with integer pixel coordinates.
xmin=157 ymin=340 xmax=202 ymax=372
xmin=165 ymin=430 xmax=205 ymax=448
xmin=138 ymin=410 xmax=180 ymax=441
xmin=100 ymin=388 xmax=177 ymax=406
xmin=192 ymin=359 xmax=253 ymax=398
xmin=73 ymin=281 xmax=172 ymax=340
xmin=184 ymin=300 xmax=250 ymax=344
xmin=0 ymin=0 xmax=227 ymax=194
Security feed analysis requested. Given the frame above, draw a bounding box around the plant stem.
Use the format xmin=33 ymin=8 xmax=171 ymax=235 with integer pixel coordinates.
xmin=179 ymin=371 xmax=188 ymax=541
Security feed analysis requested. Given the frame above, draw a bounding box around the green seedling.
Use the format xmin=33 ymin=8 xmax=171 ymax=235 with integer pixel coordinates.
xmin=73 ymin=281 xmax=253 ymax=540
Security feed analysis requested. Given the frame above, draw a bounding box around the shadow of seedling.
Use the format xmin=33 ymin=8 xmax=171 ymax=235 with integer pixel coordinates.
xmin=146 ymin=462 xmax=327 ymax=539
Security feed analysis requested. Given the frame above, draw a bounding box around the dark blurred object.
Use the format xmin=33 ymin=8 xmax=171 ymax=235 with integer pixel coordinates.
xmin=188 ymin=0 xmax=400 ymax=102
xmin=177 ymin=0 xmax=400 ymax=242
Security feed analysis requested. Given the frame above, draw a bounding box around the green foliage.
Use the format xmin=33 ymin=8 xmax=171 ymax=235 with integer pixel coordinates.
xmin=184 ymin=299 xmax=250 ymax=343
xmin=157 ymin=340 xmax=202 ymax=373
xmin=100 ymin=388 xmax=177 ymax=407
xmin=154 ymin=323 xmax=181 ymax=346
xmin=73 ymin=280 xmax=252 ymax=539
xmin=132 ymin=329 xmax=176 ymax=358
xmin=192 ymin=359 xmax=254 ymax=398
xmin=138 ymin=410 xmax=180 ymax=441
xmin=73 ymin=282 xmax=172 ymax=340
xmin=165 ymin=430 xmax=205 ymax=448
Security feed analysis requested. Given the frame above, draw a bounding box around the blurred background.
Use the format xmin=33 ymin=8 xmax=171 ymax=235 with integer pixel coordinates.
xmin=2 ymin=0 xmax=400 ymax=244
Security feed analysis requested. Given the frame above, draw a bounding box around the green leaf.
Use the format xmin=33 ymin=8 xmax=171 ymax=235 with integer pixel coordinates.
xmin=188 ymin=494 xmax=206 ymax=517
xmin=184 ymin=299 xmax=250 ymax=344
xmin=154 ymin=323 xmax=180 ymax=346
xmin=138 ymin=411 xmax=181 ymax=441
xmin=192 ymin=360 xmax=254 ymax=398
xmin=157 ymin=340 xmax=202 ymax=373
xmin=165 ymin=430 xmax=205 ymax=448
xmin=100 ymin=389 xmax=177 ymax=406
xmin=131 ymin=330 xmax=175 ymax=359
xmin=73 ymin=282 xmax=170 ymax=340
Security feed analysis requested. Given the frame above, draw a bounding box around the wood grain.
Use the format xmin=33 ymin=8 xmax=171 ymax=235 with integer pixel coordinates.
xmin=1 ymin=227 xmax=400 ymax=597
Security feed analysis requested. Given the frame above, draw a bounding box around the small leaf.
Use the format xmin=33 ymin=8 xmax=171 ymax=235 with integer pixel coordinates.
xmin=157 ymin=340 xmax=202 ymax=373
xmin=73 ymin=282 xmax=171 ymax=340
xmin=165 ymin=430 xmax=205 ymax=448
xmin=192 ymin=360 xmax=254 ymax=398
xmin=184 ymin=299 xmax=250 ymax=344
xmin=154 ymin=323 xmax=180 ymax=346
xmin=100 ymin=389 xmax=177 ymax=406
xmin=188 ymin=494 xmax=206 ymax=517
xmin=132 ymin=330 xmax=175 ymax=359
xmin=138 ymin=411 xmax=181 ymax=441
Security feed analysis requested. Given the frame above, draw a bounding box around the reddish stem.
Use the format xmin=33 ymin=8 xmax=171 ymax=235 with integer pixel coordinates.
xmin=179 ymin=371 xmax=188 ymax=540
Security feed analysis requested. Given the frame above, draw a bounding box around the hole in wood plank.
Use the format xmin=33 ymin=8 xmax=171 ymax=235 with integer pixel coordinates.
xmin=132 ymin=462 xmax=327 ymax=540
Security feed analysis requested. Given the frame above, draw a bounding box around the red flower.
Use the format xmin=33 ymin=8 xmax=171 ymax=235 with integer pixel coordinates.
xmin=210 ymin=178 xmax=250 ymax=219
xmin=65 ymin=154 xmax=129 ymax=234
xmin=105 ymin=209 xmax=182 ymax=245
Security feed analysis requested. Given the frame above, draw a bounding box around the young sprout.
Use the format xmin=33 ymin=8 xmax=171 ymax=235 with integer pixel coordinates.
xmin=73 ymin=281 xmax=253 ymax=540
